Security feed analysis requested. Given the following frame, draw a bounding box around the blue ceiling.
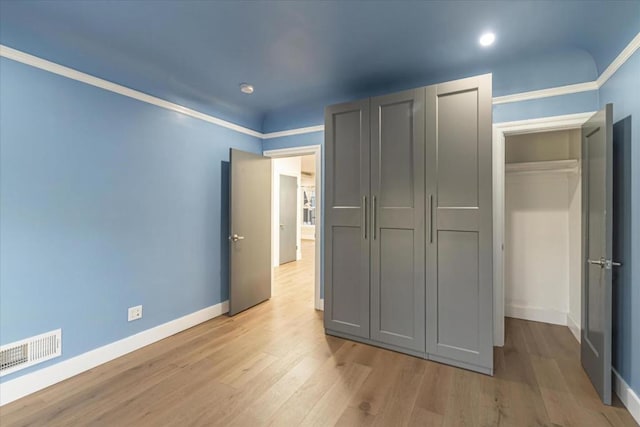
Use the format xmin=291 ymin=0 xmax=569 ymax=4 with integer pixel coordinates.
xmin=1 ymin=1 xmax=639 ymax=132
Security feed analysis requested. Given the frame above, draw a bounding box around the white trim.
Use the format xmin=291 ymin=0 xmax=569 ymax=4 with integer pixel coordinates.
xmin=492 ymin=112 xmax=594 ymax=347
xmin=2 ymin=32 xmax=638 ymax=139
xmin=263 ymin=145 xmax=323 ymax=312
xmin=492 ymin=81 xmax=598 ymax=105
xmin=263 ymin=125 xmax=325 ymax=139
xmin=567 ymin=313 xmax=581 ymax=343
xmin=505 ymin=159 xmax=580 ymax=175
xmin=0 ymin=301 xmax=229 ymax=406
xmin=494 ymin=112 xmax=596 ymax=135
xmin=597 ymin=32 xmax=640 ymax=88
xmin=613 ymin=368 xmax=640 ymax=425
xmin=0 ymin=45 xmax=262 ymax=139
xmin=493 ymin=31 xmax=639 ymax=105
xmin=505 ymin=304 xmax=568 ymax=326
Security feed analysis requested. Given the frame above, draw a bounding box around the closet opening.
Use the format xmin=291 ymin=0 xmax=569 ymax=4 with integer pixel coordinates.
xmin=503 ymin=129 xmax=582 ymax=341
xmin=263 ymin=145 xmax=323 ymax=311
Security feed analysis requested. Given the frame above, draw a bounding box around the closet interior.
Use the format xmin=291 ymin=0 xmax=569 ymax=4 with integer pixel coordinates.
xmin=504 ymin=129 xmax=582 ymax=341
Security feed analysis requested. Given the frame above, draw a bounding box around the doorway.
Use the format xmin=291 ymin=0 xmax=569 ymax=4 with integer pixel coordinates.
xmin=503 ymin=128 xmax=582 ymax=339
xmin=493 ymin=112 xmax=594 ymax=345
xmin=264 ymin=145 xmax=322 ymax=311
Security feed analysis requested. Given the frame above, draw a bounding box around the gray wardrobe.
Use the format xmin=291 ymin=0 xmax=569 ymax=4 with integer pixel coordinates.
xmin=324 ymin=74 xmax=493 ymax=375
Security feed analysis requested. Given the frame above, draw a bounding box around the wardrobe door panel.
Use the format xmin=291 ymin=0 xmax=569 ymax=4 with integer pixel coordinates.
xmin=437 ymin=231 xmax=480 ymax=352
xmin=379 ymin=228 xmax=415 ymax=338
xmin=370 ymin=89 xmax=426 ymax=352
xmin=324 ymin=100 xmax=371 ymax=338
xmin=426 ymin=75 xmax=493 ymax=374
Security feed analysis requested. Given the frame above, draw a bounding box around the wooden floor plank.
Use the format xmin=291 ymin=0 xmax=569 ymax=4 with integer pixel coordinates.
xmin=1 ymin=241 xmax=636 ymax=427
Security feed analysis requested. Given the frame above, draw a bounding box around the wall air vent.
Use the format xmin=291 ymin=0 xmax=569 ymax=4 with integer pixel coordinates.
xmin=0 ymin=329 xmax=61 ymax=376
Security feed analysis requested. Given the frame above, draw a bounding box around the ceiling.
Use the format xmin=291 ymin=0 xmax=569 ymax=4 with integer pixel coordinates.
xmin=1 ymin=1 xmax=638 ymax=132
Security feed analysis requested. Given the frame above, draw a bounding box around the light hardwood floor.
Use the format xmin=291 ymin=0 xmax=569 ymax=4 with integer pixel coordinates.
xmin=1 ymin=240 xmax=636 ymax=426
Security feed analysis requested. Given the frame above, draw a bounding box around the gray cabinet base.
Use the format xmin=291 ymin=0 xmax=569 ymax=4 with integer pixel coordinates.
xmin=325 ymin=329 xmax=493 ymax=376
xmin=427 ymin=353 xmax=493 ymax=376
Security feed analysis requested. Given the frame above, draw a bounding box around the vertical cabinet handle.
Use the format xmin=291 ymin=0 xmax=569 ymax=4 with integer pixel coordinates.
xmin=429 ymin=194 xmax=434 ymax=243
xmin=362 ymin=195 xmax=367 ymax=240
xmin=372 ymin=195 xmax=377 ymax=240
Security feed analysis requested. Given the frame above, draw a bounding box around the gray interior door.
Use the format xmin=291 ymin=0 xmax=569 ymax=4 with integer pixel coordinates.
xmin=425 ymin=74 xmax=494 ymax=374
xmin=324 ymin=99 xmax=371 ymax=338
xmin=229 ymin=149 xmax=272 ymax=316
xmin=370 ymin=89 xmax=426 ymax=352
xmin=581 ymin=104 xmax=615 ymax=405
xmin=279 ymin=175 xmax=297 ymax=264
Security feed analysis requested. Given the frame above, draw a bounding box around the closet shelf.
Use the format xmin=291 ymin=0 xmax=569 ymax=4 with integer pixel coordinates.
xmin=505 ymin=159 xmax=579 ymax=175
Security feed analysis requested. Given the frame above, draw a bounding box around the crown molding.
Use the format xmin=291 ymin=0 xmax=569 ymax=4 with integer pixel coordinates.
xmin=494 ymin=31 xmax=639 ymax=106
xmin=262 ymin=125 xmax=325 ymax=139
xmin=0 ymin=45 xmax=263 ymax=139
xmin=2 ymin=31 xmax=639 ymax=139
xmin=492 ymin=81 xmax=598 ymax=105
xmin=597 ymin=31 xmax=640 ymax=88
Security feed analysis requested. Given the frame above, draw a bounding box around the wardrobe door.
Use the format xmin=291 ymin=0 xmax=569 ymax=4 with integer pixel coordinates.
xmin=324 ymin=99 xmax=371 ymax=338
xmin=370 ymin=89 xmax=426 ymax=352
xmin=426 ymin=74 xmax=493 ymax=374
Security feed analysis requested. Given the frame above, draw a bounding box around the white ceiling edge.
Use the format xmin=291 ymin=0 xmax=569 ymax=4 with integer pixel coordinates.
xmin=2 ymin=31 xmax=638 ymax=140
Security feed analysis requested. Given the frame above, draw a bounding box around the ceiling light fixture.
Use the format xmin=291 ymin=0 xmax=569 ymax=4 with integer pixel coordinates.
xmin=239 ymin=83 xmax=254 ymax=94
xmin=479 ymin=32 xmax=496 ymax=47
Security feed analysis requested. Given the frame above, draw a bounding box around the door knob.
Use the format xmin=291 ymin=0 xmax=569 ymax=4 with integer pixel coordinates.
xmin=229 ymin=234 xmax=245 ymax=242
xmin=588 ymin=258 xmax=622 ymax=269
xmin=588 ymin=258 xmax=606 ymax=267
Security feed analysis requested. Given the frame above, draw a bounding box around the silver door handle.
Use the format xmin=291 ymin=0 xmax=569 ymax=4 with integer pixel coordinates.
xmin=372 ymin=195 xmax=377 ymax=240
xmin=588 ymin=258 xmax=623 ymax=269
xmin=362 ymin=195 xmax=367 ymax=240
xmin=429 ymin=194 xmax=434 ymax=244
xmin=229 ymin=234 xmax=245 ymax=242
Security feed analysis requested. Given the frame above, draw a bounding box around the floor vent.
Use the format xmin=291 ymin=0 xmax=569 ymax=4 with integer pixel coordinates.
xmin=0 ymin=329 xmax=61 ymax=376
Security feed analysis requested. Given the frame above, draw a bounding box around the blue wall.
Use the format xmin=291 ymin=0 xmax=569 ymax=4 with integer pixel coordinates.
xmin=0 ymin=58 xmax=262 ymax=382
xmin=599 ymin=49 xmax=640 ymax=394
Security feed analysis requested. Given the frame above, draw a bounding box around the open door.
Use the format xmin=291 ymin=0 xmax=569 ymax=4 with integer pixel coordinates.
xmin=229 ymin=149 xmax=272 ymax=316
xmin=581 ymin=104 xmax=619 ymax=405
xmin=279 ymin=175 xmax=297 ymax=264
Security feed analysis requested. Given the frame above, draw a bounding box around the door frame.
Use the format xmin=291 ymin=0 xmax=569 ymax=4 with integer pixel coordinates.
xmin=264 ymin=145 xmax=323 ymax=311
xmin=492 ymin=112 xmax=594 ymax=346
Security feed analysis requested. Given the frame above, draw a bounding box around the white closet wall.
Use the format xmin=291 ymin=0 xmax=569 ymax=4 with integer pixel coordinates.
xmin=504 ymin=130 xmax=581 ymax=333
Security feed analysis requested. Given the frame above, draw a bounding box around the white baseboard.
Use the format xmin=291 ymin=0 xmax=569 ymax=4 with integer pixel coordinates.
xmin=0 ymin=301 xmax=229 ymax=406
xmin=566 ymin=313 xmax=581 ymax=343
xmin=613 ymin=369 xmax=640 ymax=425
xmin=316 ymin=298 xmax=324 ymax=311
xmin=505 ymin=304 xmax=568 ymax=326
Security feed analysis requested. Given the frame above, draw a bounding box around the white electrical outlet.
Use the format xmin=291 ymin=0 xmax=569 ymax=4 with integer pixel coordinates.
xmin=128 ymin=305 xmax=143 ymax=322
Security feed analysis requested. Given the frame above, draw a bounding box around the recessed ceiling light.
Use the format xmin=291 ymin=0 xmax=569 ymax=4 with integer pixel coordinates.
xmin=240 ymin=83 xmax=254 ymax=94
xmin=479 ymin=32 xmax=495 ymax=47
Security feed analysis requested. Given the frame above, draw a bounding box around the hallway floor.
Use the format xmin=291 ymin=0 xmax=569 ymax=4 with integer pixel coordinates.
xmin=1 ymin=240 xmax=636 ymax=426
